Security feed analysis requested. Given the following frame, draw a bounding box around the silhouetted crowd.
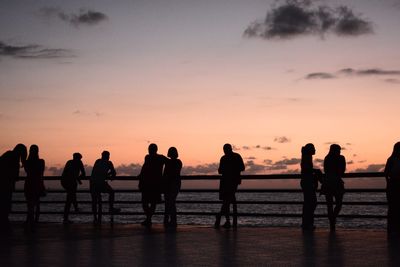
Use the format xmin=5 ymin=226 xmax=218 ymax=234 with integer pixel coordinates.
xmin=0 ymin=142 xmax=399 ymax=234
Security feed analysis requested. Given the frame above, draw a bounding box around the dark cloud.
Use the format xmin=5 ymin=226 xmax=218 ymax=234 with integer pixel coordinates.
xmin=275 ymin=158 xmax=301 ymax=165
xmin=339 ymin=68 xmax=400 ymax=76
xmin=314 ymin=158 xmax=324 ymax=163
xmin=334 ymin=6 xmax=373 ymax=36
xmin=263 ymin=159 xmax=273 ymax=165
xmin=115 ymin=163 xmax=142 ymax=176
xmin=347 ymin=160 xmax=354 ymax=165
xmin=0 ymin=41 xmax=73 ymax=59
xmin=354 ymin=164 xmax=385 ymax=173
xmin=181 ymin=163 xmax=219 ymax=175
xmin=274 ymin=136 xmax=291 ymax=143
xmin=240 ymin=145 xmax=273 ymax=151
xmin=305 ymin=68 xmax=400 ymax=80
xmin=245 ymin=156 xmax=257 ymax=160
xmin=305 ymin=72 xmax=336 ymax=79
xmin=385 ymin=78 xmax=400 ymax=84
xmin=244 ymin=161 xmax=268 ymax=174
xmin=40 ymin=7 xmax=108 ymax=27
xmin=244 ymin=0 xmax=373 ymax=40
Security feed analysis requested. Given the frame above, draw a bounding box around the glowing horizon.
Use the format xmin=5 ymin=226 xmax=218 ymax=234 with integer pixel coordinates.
xmin=1 ymin=0 xmax=399 ymax=175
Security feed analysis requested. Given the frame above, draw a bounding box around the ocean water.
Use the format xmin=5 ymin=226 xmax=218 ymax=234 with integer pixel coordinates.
xmin=10 ymin=191 xmax=387 ymax=229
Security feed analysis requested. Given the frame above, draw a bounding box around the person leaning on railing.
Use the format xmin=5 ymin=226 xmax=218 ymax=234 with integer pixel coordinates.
xmin=90 ymin=151 xmax=120 ymax=224
xmin=0 ymin=144 xmax=27 ymax=230
xmin=61 ymin=152 xmax=85 ymax=224
xmin=384 ymin=142 xmax=400 ymax=234
xmin=215 ymin=143 xmax=245 ymax=229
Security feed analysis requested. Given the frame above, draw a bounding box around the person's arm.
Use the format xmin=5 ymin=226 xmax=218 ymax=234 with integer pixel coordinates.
xmin=108 ymin=161 xmax=116 ymax=179
xmin=218 ymin=157 xmax=224 ymax=175
xmin=78 ymin=161 xmax=85 ymax=184
xmin=340 ymin=156 xmax=346 ymax=176
xmin=239 ymin=155 xmax=245 ymax=172
xmin=384 ymin=158 xmax=392 ymax=182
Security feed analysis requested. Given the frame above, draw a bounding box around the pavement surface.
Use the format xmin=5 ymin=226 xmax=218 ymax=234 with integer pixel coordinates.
xmin=1 ymin=223 xmax=399 ymax=266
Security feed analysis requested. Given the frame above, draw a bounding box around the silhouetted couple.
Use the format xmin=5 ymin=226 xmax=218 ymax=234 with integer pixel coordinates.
xmin=61 ymin=153 xmax=85 ymax=224
xmin=385 ymin=142 xmax=400 ymax=234
xmin=215 ymin=144 xmax=245 ymax=229
xmin=301 ymin=143 xmax=346 ymax=231
xmin=138 ymin=144 xmax=182 ymax=227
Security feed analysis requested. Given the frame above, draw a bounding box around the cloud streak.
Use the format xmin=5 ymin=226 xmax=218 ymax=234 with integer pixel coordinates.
xmin=244 ymin=0 xmax=373 ymax=40
xmin=305 ymin=68 xmax=400 ymax=80
xmin=40 ymin=7 xmax=108 ymax=27
xmin=274 ymin=136 xmax=291 ymax=143
xmin=0 ymin=41 xmax=74 ymax=59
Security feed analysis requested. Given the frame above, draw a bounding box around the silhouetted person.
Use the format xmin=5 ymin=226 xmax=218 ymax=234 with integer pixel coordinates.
xmin=90 ymin=151 xmax=119 ymax=224
xmin=138 ymin=143 xmax=167 ymax=227
xmin=0 ymin=144 xmax=27 ymax=228
xmin=385 ymin=142 xmax=400 ymax=234
xmin=322 ymin=144 xmax=346 ymax=231
xmin=61 ymin=152 xmax=85 ymax=224
xmin=163 ymin=147 xmax=182 ymax=228
xmin=300 ymin=143 xmax=321 ymax=231
xmin=24 ymin=144 xmax=45 ymax=228
xmin=215 ymin=143 xmax=245 ymax=229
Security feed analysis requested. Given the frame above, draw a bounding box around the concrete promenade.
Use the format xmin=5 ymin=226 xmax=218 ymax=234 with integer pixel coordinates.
xmin=1 ymin=223 xmax=399 ymax=266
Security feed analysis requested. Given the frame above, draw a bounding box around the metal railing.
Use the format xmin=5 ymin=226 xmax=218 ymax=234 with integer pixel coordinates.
xmin=11 ymin=172 xmax=387 ymax=220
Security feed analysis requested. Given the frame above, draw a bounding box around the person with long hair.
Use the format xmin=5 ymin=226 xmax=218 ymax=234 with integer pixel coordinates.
xmin=0 ymin=144 xmax=27 ymax=229
xmin=322 ymin=144 xmax=346 ymax=231
xmin=300 ymin=143 xmax=321 ymax=231
xmin=385 ymin=142 xmax=400 ymax=234
xmin=138 ymin=143 xmax=167 ymax=227
xmin=61 ymin=152 xmax=85 ymax=224
xmin=24 ymin=145 xmax=45 ymax=228
xmin=163 ymin=147 xmax=182 ymax=228
xmin=215 ymin=143 xmax=245 ymax=229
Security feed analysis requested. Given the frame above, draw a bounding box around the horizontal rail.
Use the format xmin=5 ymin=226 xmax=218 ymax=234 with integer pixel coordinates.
xmin=9 ymin=211 xmax=387 ymax=219
xmin=13 ymin=189 xmax=387 ymax=193
xmin=11 ymin=200 xmax=388 ymax=205
xmin=15 ymin=172 xmax=385 ymax=181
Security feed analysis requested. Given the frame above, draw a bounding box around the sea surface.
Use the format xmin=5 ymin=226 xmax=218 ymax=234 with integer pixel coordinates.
xmin=10 ymin=190 xmax=387 ymax=229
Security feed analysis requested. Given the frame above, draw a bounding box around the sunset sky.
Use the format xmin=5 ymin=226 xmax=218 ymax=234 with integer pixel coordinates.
xmin=1 ymin=0 xmax=399 ymax=175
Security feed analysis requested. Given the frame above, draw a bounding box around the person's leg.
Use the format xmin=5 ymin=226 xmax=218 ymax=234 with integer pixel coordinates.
xmin=221 ymin=200 xmax=231 ymax=228
xmin=170 ymin=189 xmax=179 ymax=226
xmin=64 ymin=191 xmax=72 ymax=222
xmin=91 ymin=192 xmax=98 ymax=223
xmin=232 ymin=196 xmax=238 ymax=228
xmin=326 ymin=194 xmax=335 ymax=230
xmin=302 ymin=185 xmax=316 ymax=229
xmin=34 ymin=201 xmax=40 ymax=223
xmin=97 ymin=193 xmax=103 ymax=223
xmin=72 ymin=190 xmax=79 ymax=212
xmin=164 ymin=192 xmax=171 ymax=225
xmin=333 ymin=194 xmax=343 ymax=219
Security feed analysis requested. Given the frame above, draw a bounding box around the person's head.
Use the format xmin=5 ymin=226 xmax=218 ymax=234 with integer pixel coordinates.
xmin=28 ymin=144 xmax=39 ymax=160
xmin=148 ymin=143 xmax=158 ymax=155
xmin=328 ymin=144 xmax=341 ymax=156
xmin=13 ymin=143 xmax=27 ymax=164
xmin=167 ymin=147 xmax=178 ymax=159
xmin=73 ymin=152 xmax=82 ymax=160
xmin=223 ymin=143 xmax=233 ymax=155
xmin=301 ymin=143 xmax=315 ymax=156
xmin=391 ymin=142 xmax=400 ymax=158
xmin=101 ymin=151 xmax=110 ymax=160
